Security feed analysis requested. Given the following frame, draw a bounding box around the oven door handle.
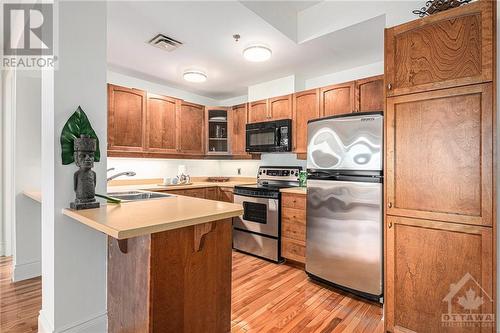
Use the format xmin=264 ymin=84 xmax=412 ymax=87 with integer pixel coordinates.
xmin=233 ymin=192 xmax=278 ymax=199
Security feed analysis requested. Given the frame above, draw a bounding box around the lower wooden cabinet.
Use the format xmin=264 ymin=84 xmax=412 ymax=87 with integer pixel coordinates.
xmin=157 ymin=186 xmax=234 ymax=202
xmin=385 ymin=215 xmax=494 ymax=333
xmin=218 ymin=187 xmax=234 ymax=203
xmin=281 ymin=193 xmax=307 ymax=264
xmin=205 ymin=187 xmax=218 ymax=201
xmin=167 ymin=188 xmax=206 ymax=199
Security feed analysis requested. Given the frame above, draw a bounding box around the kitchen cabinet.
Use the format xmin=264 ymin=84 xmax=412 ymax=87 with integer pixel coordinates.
xmin=231 ymin=103 xmax=248 ymax=156
xmin=248 ymin=99 xmax=268 ymax=123
xmin=218 ymin=187 xmax=234 ymax=203
xmin=108 ymin=84 xmax=147 ymax=152
xmin=386 ymin=84 xmax=493 ymax=226
xmin=385 ymin=1 xmax=493 ymax=97
xmin=319 ymin=81 xmax=355 ymax=117
xmin=168 ymin=188 xmax=207 ymax=199
xmin=179 ymin=101 xmax=205 ymax=155
xmin=206 ymin=107 xmax=230 ymax=155
xmin=268 ymin=94 xmax=292 ymax=120
xmin=205 ymin=187 xmax=218 ymax=201
xmin=384 ymin=3 xmax=495 ymax=332
xmin=354 ymin=75 xmax=384 ymax=112
xmin=385 ymin=216 xmax=494 ymax=333
xmin=145 ymin=93 xmax=179 ymax=153
xmin=292 ymin=89 xmax=320 ymax=154
xmin=281 ymin=193 xmax=306 ymax=264
xmin=108 ymin=218 xmax=232 ymax=333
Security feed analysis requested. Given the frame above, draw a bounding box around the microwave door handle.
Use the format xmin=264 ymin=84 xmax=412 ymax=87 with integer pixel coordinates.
xmin=275 ymin=127 xmax=280 ymax=145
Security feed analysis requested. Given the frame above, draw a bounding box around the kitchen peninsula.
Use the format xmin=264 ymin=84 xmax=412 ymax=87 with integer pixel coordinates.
xmin=63 ymin=194 xmax=243 ymax=332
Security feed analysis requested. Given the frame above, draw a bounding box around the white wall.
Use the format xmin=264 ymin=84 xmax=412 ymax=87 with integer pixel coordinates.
xmin=108 ymin=70 xmax=219 ymax=106
xmin=13 ymin=71 xmax=41 ymax=281
xmin=297 ymin=1 xmax=419 ymax=43
xmin=248 ymin=75 xmax=296 ymax=102
xmin=108 ymin=157 xmax=260 ymax=179
xmin=305 ymin=61 xmax=384 ymax=89
xmin=39 ymin=1 xmax=108 ymax=332
xmin=1 ymin=70 xmax=15 ymax=257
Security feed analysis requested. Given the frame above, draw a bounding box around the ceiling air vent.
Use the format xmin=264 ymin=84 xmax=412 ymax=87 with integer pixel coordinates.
xmin=147 ymin=33 xmax=183 ymax=52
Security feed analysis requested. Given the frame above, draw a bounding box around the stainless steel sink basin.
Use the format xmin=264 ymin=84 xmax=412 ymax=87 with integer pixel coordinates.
xmin=107 ymin=191 xmax=174 ymax=201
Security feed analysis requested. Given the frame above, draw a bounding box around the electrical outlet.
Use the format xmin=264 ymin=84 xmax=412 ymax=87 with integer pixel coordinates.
xmin=237 ymin=168 xmax=241 ymax=175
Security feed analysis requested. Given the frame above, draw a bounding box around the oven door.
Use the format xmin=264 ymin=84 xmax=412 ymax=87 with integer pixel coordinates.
xmin=245 ymin=126 xmax=279 ymax=152
xmin=233 ymin=194 xmax=279 ymax=237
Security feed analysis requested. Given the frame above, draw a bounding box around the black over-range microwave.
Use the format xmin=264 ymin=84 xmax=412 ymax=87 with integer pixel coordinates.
xmin=245 ymin=119 xmax=292 ymax=153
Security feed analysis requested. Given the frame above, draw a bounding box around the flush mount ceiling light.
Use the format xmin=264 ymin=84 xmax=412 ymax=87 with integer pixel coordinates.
xmin=243 ymin=44 xmax=272 ymax=62
xmin=183 ymin=70 xmax=207 ymax=83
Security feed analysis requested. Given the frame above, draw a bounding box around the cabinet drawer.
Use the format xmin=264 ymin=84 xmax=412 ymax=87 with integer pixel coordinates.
xmin=281 ymin=238 xmax=306 ymax=263
xmin=282 ymin=194 xmax=306 ymax=210
xmin=282 ymin=221 xmax=306 ymax=242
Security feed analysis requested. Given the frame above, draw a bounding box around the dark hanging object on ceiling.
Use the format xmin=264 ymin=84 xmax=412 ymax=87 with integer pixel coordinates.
xmin=413 ymin=0 xmax=472 ymax=18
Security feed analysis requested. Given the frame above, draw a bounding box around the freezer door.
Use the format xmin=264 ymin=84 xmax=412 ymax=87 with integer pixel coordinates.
xmin=307 ymin=113 xmax=382 ymax=171
xmin=306 ymin=179 xmax=382 ymax=296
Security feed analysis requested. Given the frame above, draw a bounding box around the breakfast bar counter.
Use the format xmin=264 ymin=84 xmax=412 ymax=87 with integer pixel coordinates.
xmin=63 ymin=195 xmax=242 ymax=333
xmin=63 ymin=195 xmax=242 ymax=239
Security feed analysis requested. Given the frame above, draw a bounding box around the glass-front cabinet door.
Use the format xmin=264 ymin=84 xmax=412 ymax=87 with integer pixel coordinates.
xmin=206 ymin=107 xmax=229 ymax=155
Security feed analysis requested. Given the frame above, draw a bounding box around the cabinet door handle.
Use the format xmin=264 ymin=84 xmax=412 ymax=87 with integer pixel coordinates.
xmin=388 ymin=222 xmax=393 ymax=229
xmin=388 ymin=202 xmax=393 ymax=208
xmin=387 ymin=83 xmax=392 ymax=90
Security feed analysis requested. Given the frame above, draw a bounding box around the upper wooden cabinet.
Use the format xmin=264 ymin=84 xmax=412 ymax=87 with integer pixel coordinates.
xmin=108 ymin=84 xmax=146 ymax=152
xmin=385 ymin=216 xmax=494 ymax=333
xmin=268 ymin=94 xmax=292 ymax=121
xmin=231 ymin=103 xmax=248 ymax=155
xmin=248 ymin=99 xmax=268 ymax=123
xmin=248 ymin=95 xmax=292 ymax=123
xmin=319 ymin=81 xmax=355 ymax=116
xmin=385 ymin=1 xmax=494 ymax=97
xmin=179 ymin=101 xmax=205 ymax=155
xmin=146 ymin=94 xmax=179 ymax=153
xmin=386 ymin=83 xmax=493 ymax=226
xmin=292 ymin=89 xmax=319 ymax=154
xmin=354 ymin=75 xmax=384 ymax=112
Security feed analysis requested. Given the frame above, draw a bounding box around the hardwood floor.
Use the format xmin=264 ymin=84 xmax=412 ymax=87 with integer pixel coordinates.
xmin=231 ymin=251 xmax=383 ymax=333
xmin=0 ymin=252 xmax=383 ymax=333
xmin=0 ymin=257 xmax=41 ymax=333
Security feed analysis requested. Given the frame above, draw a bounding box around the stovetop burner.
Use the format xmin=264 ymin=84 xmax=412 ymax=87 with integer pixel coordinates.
xmin=234 ymin=166 xmax=302 ymax=198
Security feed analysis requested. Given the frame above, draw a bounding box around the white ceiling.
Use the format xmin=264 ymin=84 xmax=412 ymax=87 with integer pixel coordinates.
xmin=107 ymin=1 xmax=385 ymax=100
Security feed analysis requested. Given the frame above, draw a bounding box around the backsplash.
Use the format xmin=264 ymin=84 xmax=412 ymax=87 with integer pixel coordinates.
xmin=107 ymin=154 xmax=307 ymax=179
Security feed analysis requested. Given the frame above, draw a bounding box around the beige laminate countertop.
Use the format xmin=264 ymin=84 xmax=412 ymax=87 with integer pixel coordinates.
xmin=280 ymin=187 xmax=307 ymax=195
xmin=107 ymin=180 xmax=255 ymax=193
xmin=63 ymin=195 xmax=243 ymax=240
xmin=23 ymin=190 xmax=42 ymax=203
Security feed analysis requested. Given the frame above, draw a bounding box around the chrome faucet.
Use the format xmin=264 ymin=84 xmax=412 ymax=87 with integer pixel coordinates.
xmin=107 ymin=171 xmax=136 ymax=182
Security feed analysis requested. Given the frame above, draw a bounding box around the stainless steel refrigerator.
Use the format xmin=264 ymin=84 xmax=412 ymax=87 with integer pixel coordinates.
xmin=306 ymin=111 xmax=383 ymax=302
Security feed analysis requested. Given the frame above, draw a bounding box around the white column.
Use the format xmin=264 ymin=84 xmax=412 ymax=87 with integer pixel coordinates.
xmin=39 ymin=1 xmax=108 ymax=332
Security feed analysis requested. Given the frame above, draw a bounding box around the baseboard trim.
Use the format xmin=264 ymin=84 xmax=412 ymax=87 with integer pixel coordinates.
xmin=38 ymin=310 xmax=108 ymax=333
xmin=12 ymin=260 xmax=41 ymax=281
xmin=38 ymin=310 xmax=54 ymax=333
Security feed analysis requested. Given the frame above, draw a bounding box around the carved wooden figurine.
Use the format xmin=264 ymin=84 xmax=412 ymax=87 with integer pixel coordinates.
xmin=70 ymin=135 xmax=100 ymax=210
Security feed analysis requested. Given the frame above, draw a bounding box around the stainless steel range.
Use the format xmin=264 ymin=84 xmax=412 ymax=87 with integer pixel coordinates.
xmin=233 ymin=166 xmax=302 ymax=262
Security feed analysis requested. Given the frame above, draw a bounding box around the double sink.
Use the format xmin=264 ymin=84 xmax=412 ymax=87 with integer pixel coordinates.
xmin=107 ymin=191 xmax=174 ymax=202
